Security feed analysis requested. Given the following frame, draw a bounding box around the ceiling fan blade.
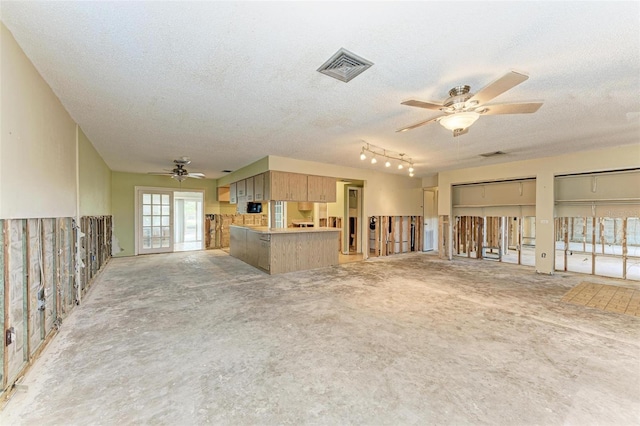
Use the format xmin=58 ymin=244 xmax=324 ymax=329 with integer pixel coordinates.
xmin=396 ymin=115 xmax=444 ymax=132
xmin=187 ymin=173 xmax=205 ymax=179
xmin=401 ymin=99 xmax=443 ymax=110
xmin=478 ymin=102 xmax=543 ymax=115
xmin=467 ymin=71 xmax=529 ymax=107
xmin=453 ymin=128 xmax=469 ymax=137
xmin=148 ymin=172 xmax=174 ymax=176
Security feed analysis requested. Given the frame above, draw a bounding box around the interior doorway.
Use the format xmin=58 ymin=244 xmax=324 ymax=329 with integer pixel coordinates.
xmin=423 ymin=189 xmax=437 ymax=251
xmin=346 ymin=187 xmax=363 ymax=254
xmin=174 ymin=191 xmax=204 ymax=252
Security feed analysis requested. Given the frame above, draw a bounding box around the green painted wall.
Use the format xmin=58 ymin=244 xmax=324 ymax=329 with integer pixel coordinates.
xmin=111 ymin=172 xmax=220 ymax=257
xmin=78 ymin=127 xmax=112 ymax=216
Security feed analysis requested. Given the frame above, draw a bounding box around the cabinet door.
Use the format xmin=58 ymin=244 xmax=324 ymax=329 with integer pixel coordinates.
xmin=254 ymin=173 xmax=264 ymax=201
xmin=289 ymin=173 xmax=308 ymax=201
xmin=269 ymin=171 xmax=290 ymax=200
xmin=246 ymin=177 xmax=254 ymax=202
xmin=307 ymin=175 xmax=324 ymax=202
xmin=236 ymin=179 xmax=246 ymax=197
xmin=229 ymin=182 xmax=237 ymax=204
xmin=323 ymin=177 xmax=337 ymax=202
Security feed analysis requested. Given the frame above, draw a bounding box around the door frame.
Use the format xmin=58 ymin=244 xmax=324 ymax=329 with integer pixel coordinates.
xmin=135 ymin=186 xmax=206 ymax=255
xmin=135 ymin=187 xmax=174 ymax=255
xmin=173 ymin=190 xmax=206 ymax=251
xmin=345 ymin=186 xmax=363 ymax=254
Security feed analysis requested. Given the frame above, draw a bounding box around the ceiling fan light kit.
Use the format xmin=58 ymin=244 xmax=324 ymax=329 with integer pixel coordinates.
xmin=147 ymin=157 xmax=206 ymax=182
xmin=397 ymin=70 xmax=543 ymax=137
xmin=360 ymin=142 xmax=414 ymax=176
xmin=439 ymin=111 xmax=480 ymax=132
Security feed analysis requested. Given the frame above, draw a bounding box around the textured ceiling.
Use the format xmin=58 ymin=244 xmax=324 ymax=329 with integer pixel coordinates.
xmin=2 ymin=1 xmax=639 ymax=179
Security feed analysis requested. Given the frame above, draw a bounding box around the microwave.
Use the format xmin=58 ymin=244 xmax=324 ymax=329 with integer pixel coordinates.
xmin=247 ymin=202 xmax=262 ymax=214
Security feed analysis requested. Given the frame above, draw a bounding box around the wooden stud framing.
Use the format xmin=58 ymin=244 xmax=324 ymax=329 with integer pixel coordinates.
xmin=563 ymin=217 xmax=568 ymax=271
xmin=25 ymin=220 xmax=31 ymax=360
xmin=622 ymin=218 xmax=628 ymax=280
xmin=2 ymin=220 xmax=7 ymax=389
xmin=591 ymin=217 xmax=596 ymax=275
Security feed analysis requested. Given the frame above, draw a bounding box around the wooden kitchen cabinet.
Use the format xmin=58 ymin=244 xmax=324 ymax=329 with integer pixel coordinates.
xmin=236 ymin=179 xmax=246 ymax=202
xmin=254 ymin=173 xmax=265 ymax=201
xmin=245 ymin=176 xmax=254 ymax=202
xmin=269 ymin=171 xmax=308 ymax=201
xmin=229 ymin=182 xmax=237 ymax=204
xmin=307 ymin=175 xmax=337 ymax=202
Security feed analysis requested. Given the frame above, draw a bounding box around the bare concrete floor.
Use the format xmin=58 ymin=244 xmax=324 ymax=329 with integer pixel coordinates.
xmin=2 ymin=251 xmax=639 ymax=425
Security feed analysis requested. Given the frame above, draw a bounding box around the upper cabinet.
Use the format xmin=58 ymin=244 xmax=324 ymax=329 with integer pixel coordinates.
xmin=254 ymin=173 xmax=264 ymax=201
xmin=245 ymin=176 xmax=254 ymax=202
xmin=229 ymin=182 xmax=237 ymax=204
xmin=307 ymin=175 xmax=337 ymax=202
xmin=236 ymin=179 xmax=246 ymax=201
xmin=270 ymin=171 xmax=308 ymax=201
xmin=218 ymin=187 xmax=230 ymax=202
xmin=224 ymin=171 xmax=334 ymax=203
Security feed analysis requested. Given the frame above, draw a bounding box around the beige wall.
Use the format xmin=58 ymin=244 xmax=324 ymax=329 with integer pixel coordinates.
xmin=1 ymin=23 xmax=77 ymax=219
xmin=111 ymin=172 xmax=220 ymax=256
xmin=437 ymin=143 xmax=640 ymax=273
xmin=78 ymin=127 xmax=112 ymax=216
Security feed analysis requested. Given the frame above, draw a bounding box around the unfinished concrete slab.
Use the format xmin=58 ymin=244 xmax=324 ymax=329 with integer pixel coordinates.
xmin=1 ymin=251 xmax=639 ymax=425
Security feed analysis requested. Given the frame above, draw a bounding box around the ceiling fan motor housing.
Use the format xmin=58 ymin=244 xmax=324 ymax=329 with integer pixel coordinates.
xmin=173 ymin=164 xmax=189 ymax=175
xmin=442 ymin=85 xmax=473 ymax=112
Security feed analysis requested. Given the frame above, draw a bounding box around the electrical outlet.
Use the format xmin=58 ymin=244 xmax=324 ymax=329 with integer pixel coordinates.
xmin=6 ymin=327 xmax=16 ymax=346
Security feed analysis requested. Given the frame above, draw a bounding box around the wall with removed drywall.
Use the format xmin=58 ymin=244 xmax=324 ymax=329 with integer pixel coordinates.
xmin=0 ymin=22 xmax=113 ymax=396
xmin=0 ymin=23 xmax=76 ymax=219
xmin=436 ymin=143 xmax=640 ymax=274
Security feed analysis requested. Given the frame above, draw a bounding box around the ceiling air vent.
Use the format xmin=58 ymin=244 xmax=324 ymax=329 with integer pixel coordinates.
xmin=317 ymin=48 xmax=373 ymax=83
xmin=480 ymin=151 xmax=507 ymax=158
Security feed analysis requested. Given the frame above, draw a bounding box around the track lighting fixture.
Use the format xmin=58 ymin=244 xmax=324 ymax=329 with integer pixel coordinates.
xmin=358 ymin=142 xmax=415 ymax=176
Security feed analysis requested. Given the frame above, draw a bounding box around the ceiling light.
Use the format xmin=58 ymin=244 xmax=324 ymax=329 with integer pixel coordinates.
xmin=409 ymin=172 xmax=414 ymax=177
xmin=359 ymin=142 xmax=414 ymax=175
xmin=439 ymin=111 xmax=480 ymax=131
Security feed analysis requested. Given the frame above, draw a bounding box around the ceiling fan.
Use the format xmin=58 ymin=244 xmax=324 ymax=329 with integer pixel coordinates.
xmin=397 ymin=70 xmax=543 ymax=137
xmin=148 ymin=157 xmax=205 ymax=182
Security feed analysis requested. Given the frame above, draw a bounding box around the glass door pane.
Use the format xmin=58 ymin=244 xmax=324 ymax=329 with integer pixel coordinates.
xmin=139 ymin=190 xmax=173 ymax=254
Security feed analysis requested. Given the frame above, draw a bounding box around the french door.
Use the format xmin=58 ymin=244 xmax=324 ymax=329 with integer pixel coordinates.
xmin=137 ymin=188 xmax=174 ymax=254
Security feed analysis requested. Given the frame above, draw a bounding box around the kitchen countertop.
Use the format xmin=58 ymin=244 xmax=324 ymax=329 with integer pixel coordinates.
xmin=229 ymin=224 xmax=340 ymax=234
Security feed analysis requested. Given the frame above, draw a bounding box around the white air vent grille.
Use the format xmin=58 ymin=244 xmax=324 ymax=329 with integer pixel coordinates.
xmin=317 ymin=48 xmax=373 ymax=83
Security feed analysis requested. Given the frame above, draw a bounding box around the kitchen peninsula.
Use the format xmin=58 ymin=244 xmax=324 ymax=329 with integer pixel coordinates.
xmin=229 ymin=225 xmax=340 ymax=274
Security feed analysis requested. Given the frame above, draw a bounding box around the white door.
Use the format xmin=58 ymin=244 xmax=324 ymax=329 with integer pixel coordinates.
xmin=138 ymin=190 xmax=174 ymax=254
